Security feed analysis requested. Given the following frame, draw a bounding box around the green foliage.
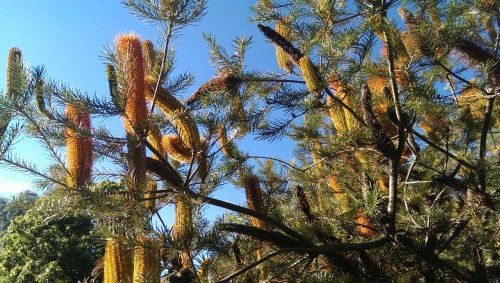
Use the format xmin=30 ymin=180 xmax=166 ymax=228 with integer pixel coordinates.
xmin=0 ymin=192 xmax=101 ymax=283
xmin=0 ymin=191 xmax=38 ymax=235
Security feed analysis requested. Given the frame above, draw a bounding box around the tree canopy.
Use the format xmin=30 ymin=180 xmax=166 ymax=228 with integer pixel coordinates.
xmin=0 ymin=191 xmax=100 ymax=283
xmin=0 ymin=0 xmax=498 ymax=282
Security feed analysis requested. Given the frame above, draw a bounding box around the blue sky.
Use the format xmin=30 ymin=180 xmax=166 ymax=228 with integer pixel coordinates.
xmin=0 ymin=0 xmax=293 ymax=219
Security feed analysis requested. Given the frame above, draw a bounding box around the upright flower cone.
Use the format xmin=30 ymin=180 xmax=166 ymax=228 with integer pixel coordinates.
xmin=244 ymin=174 xmax=266 ymax=229
xmin=116 ymin=33 xmax=147 ymax=192
xmin=6 ymin=47 xmax=23 ymax=100
xmin=173 ymin=193 xmax=193 ymax=268
xmin=133 ymin=234 xmax=161 ymax=283
xmin=326 ymin=95 xmax=348 ymax=134
xmin=243 ymin=174 xmax=267 ymax=279
xmin=142 ymin=39 xmax=156 ymax=76
xmin=103 ymin=239 xmax=133 ymax=283
xmin=65 ymin=104 xmax=92 ymax=190
xmin=2 ymin=47 xmax=23 ymax=140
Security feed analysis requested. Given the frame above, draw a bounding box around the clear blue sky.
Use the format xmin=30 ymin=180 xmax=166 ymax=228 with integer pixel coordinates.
xmin=0 ymin=0 xmax=293 ymax=219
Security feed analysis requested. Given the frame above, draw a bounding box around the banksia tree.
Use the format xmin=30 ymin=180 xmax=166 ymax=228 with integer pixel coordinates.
xmin=65 ymin=104 xmax=92 ymax=189
xmin=1 ymin=0 xmax=499 ymax=282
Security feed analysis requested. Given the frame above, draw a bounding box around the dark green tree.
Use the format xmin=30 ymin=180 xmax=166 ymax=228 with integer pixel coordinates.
xmin=0 ymin=191 xmax=101 ymax=283
xmin=0 ymin=191 xmax=38 ymax=235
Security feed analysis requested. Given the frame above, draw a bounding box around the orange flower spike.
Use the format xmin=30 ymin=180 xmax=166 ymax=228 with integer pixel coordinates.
xmin=65 ymin=104 xmax=92 ymax=190
xmin=116 ymin=33 xmax=148 ymax=192
xmin=116 ymin=33 xmax=147 ymax=135
xmin=356 ymin=211 xmax=376 ymax=238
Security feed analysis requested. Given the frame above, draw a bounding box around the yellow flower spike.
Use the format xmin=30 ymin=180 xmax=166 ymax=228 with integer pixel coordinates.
xmin=144 ymin=76 xmax=201 ymax=151
xmin=243 ymin=174 xmax=266 ymax=229
xmin=299 ymin=56 xmax=324 ymax=95
xmin=328 ymin=174 xmax=348 ymax=209
xmin=330 ymin=80 xmax=361 ymax=131
xmin=144 ymin=181 xmax=157 ymax=212
xmin=65 ymin=104 xmax=92 ymax=190
xmin=142 ymin=39 xmax=156 ymax=75
xmin=173 ymin=193 xmax=193 ymax=268
xmin=326 ymin=95 xmax=349 ymax=134
xmin=133 ymin=234 xmax=160 ymax=283
xmin=148 ymin=124 xmax=166 ymax=161
xmin=103 ymin=239 xmax=133 ymax=283
xmin=217 ymin=125 xmax=240 ymax=159
xmin=162 ymin=134 xmax=193 ymax=163
xmin=275 ymin=19 xmax=293 ymax=72
xmin=145 ymin=125 xmax=164 ymax=211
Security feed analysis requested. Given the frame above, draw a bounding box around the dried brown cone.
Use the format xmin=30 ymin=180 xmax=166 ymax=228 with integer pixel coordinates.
xmin=162 ymin=134 xmax=193 ymax=163
xmin=6 ymin=47 xmax=23 ymax=100
xmin=244 ymin=174 xmax=266 ymax=228
xmin=455 ymin=38 xmax=500 ymax=82
xmin=103 ymin=239 xmax=133 ymax=283
xmin=65 ymin=104 xmax=92 ymax=190
xmin=231 ymin=239 xmax=244 ymax=267
xmin=146 ymin=157 xmax=183 ymax=188
xmin=173 ymin=193 xmax=193 ymax=268
xmin=187 ymin=73 xmax=242 ymax=105
xmin=221 ymin=223 xmax=303 ymax=249
xmin=257 ymin=24 xmax=303 ymax=63
xmin=275 ymin=18 xmax=294 ymax=72
xmin=296 ymin=185 xmax=314 ymax=223
xmin=133 ymin=235 xmax=161 ymax=283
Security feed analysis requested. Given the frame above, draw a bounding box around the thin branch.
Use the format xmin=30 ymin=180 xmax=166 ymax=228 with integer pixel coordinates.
xmin=412 ymin=131 xmax=475 ymax=170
